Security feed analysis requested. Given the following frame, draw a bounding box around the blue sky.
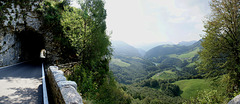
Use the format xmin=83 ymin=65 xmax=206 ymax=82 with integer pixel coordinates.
xmin=71 ymin=0 xmax=211 ymax=48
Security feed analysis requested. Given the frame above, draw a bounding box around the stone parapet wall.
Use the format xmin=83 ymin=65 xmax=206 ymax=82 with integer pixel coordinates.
xmin=47 ymin=66 xmax=83 ymax=104
xmin=228 ymin=94 xmax=240 ymax=104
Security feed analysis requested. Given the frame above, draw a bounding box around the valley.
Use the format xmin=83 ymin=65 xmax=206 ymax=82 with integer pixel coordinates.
xmin=110 ymin=40 xmax=207 ymax=103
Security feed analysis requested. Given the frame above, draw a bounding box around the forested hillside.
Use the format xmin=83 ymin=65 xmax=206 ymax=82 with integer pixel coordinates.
xmin=110 ymin=41 xmax=156 ymax=84
xmin=144 ymin=40 xmax=201 ymax=59
xmin=110 ymin=40 xmax=203 ymax=103
xmin=110 ymin=40 xmax=201 ymax=83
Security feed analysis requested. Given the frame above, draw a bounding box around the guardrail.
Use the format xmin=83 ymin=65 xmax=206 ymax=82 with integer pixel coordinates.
xmin=42 ymin=63 xmax=49 ymax=104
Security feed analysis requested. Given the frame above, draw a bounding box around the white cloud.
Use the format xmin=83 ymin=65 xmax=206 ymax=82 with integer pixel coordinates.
xmin=168 ymin=17 xmax=185 ymax=23
xmin=105 ymin=0 xmax=168 ymax=46
xmin=105 ymin=0 xmax=211 ymax=47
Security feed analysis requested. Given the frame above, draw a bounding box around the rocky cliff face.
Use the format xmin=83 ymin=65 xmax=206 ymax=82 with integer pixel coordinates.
xmin=0 ymin=1 xmax=61 ymax=66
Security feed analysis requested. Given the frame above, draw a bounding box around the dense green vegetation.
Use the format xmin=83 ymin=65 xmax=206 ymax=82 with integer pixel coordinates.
xmin=38 ymin=0 xmax=240 ymax=103
xmin=151 ymin=70 xmax=178 ymax=80
xmin=121 ymin=85 xmax=185 ymax=104
xmin=110 ymin=56 xmax=156 ymax=84
xmin=110 ymin=40 xmax=202 ymax=103
xmin=39 ymin=0 xmax=132 ymax=103
xmin=198 ymin=0 xmax=240 ymax=97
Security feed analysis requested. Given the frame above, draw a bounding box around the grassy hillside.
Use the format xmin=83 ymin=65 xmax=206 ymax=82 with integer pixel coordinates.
xmin=111 ymin=58 xmax=130 ymax=67
xmin=174 ymin=79 xmax=212 ymax=99
xmin=168 ymin=47 xmax=200 ymax=61
xmin=144 ymin=40 xmax=201 ymax=59
xmin=110 ymin=56 xmax=158 ymax=84
xmin=151 ymin=70 xmax=178 ymax=80
xmin=144 ymin=45 xmax=188 ymax=58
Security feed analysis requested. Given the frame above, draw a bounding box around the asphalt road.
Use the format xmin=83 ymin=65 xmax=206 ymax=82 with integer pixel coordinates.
xmin=0 ymin=61 xmax=43 ymax=104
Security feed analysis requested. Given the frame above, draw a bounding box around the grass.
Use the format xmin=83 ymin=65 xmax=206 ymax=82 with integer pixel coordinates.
xmin=111 ymin=58 xmax=130 ymax=67
xmin=131 ymin=57 xmax=143 ymax=60
xmin=168 ymin=48 xmax=199 ymax=61
xmin=175 ymin=66 xmax=182 ymax=70
xmin=152 ymin=70 xmax=177 ymax=80
xmin=186 ymin=62 xmax=196 ymax=67
xmin=174 ymin=79 xmax=212 ymax=99
xmin=178 ymin=48 xmax=199 ymax=59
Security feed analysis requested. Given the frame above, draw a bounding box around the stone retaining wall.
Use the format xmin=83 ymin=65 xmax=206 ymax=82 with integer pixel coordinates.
xmin=47 ymin=66 xmax=83 ymax=104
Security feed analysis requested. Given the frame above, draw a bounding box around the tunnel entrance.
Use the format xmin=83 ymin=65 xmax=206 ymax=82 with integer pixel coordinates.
xmin=17 ymin=30 xmax=45 ymax=62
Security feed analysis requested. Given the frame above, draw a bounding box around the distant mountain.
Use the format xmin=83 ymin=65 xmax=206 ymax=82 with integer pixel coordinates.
xmin=138 ymin=48 xmax=146 ymax=57
xmin=144 ymin=45 xmax=188 ymax=58
xmin=110 ymin=40 xmax=202 ymax=84
xmin=135 ymin=42 xmax=174 ymax=51
xmin=112 ymin=40 xmax=141 ymax=57
xmin=178 ymin=40 xmax=198 ymax=46
xmin=144 ymin=40 xmax=201 ymax=59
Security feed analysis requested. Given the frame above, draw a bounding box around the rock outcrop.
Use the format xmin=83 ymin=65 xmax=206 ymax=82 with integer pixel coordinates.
xmin=0 ymin=1 xmax=61 ymax=66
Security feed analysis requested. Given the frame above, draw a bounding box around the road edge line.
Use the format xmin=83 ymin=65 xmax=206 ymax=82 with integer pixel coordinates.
xmin=42 ymin=63 xmax=49 ymax=104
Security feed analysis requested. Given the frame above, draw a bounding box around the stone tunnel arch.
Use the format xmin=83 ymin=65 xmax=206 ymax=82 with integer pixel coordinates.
xmin=0 ymin=0 xmax=62 ymax=67
xmin=17 ymin=30 xmax=45 ymax=62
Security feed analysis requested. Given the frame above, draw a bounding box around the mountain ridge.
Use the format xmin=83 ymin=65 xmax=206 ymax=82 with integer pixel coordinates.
xmin=144 ymin=40 xmax=201 ymax=59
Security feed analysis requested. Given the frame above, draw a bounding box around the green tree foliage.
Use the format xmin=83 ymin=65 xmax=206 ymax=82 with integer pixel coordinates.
xmin=59 ymin=0 xmax=133 ymax=103
xmin=187 ymin=89 xmax=229 ymax=104
xmin=40 ymin=0 xmax=64 ymax=34
xmin=198 ymin=0 xmax=240 ymax=96
xmin=37 ymin=0 xmax=76 ymax=62
xmin=138 ymin=79 xmax=182 ymax=96
xmin=39 ymin=0 xmax=130 ymax=103
xmin=62 ymin=0 xmax=111 ymax=67
xmin=122 ymin=85 xmax=185 ymax=104
xmin=61 ymin=0 xmax=111 ymax=85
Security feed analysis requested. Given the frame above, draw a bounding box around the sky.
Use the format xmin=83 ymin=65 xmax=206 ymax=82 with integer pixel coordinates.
xmin=104 ymin=0 xmax=211 ymax=48
xmin=71 ymin=0 xmax=211 ymax=48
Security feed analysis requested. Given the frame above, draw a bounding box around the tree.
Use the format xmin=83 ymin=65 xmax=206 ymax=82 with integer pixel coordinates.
xmin=198 ymin=0 xmax=240 ymax=96
xmin=62 ymin=0 xmax=111 ymax=67
xmin=77 ymin=0 xmax=111 ymax=67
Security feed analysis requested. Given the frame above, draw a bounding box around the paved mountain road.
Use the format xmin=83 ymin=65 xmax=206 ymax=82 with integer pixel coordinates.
xmin=0 ymin=61 xmax=43 ymax=104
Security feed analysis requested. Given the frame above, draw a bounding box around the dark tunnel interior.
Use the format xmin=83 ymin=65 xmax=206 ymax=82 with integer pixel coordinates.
xmin=18 ymin=30 xmax=45 ymax=62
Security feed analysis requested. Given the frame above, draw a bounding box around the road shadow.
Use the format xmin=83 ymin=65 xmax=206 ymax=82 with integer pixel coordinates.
xmin=0 ymin=84 xmax=43 ymax=104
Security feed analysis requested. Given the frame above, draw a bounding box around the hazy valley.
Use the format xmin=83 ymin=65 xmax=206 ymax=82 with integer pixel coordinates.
xmin=109 ymin=40 xmax=210 ymax=103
